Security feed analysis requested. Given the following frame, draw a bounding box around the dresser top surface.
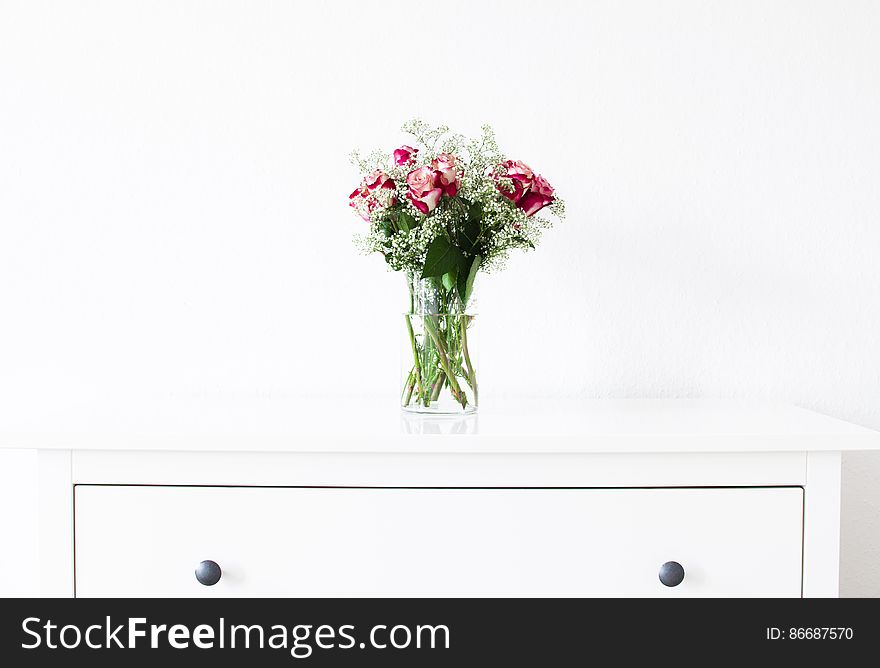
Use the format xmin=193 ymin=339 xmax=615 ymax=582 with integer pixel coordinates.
xmin=0 ymin=397 xmax=878 ymax=454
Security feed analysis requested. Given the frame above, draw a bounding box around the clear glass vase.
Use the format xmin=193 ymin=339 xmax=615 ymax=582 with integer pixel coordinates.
xmin=401 ymin=273 xmax=478 ymax=414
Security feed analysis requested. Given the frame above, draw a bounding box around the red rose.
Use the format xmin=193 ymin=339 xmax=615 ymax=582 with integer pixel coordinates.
xmin=495 ymin=159 xmax=534 ymax=203
xmin=517 ymin=173 xmax=555 ymax=217
xmin=495 ymin=160 xmax=555 ymax=216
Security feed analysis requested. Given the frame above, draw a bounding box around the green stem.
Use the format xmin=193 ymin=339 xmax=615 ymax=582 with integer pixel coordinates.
xmin=431 ymin=372 xmax=445 ymax=401
xmin=401 ymin=368 xmax=415 ymax=406
xmin=460 ymin=315 xmax=477 ymax=404
xmin=423 ymin=315 xmax=467 ymax=408
xmin=404 ymin=316 xmax=425 ymax=399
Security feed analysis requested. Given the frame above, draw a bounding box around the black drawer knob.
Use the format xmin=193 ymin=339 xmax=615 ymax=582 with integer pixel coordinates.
xmin=195 ymin=560 xmax=222 ymax=586
xmin=659 ymin=561 xmax=685 ymax=587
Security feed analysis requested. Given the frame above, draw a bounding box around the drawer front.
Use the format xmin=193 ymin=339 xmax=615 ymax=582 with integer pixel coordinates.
xmin=74 ymin=486 xmax=803 ymax=597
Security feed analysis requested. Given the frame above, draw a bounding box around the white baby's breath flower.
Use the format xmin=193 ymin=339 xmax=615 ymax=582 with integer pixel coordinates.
xmin=350 ymin=120 xmax=565 ymax=275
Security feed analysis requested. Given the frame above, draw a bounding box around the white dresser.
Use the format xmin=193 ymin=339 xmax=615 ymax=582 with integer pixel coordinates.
xmin=3 ymin=399 xmax=878 ymax=598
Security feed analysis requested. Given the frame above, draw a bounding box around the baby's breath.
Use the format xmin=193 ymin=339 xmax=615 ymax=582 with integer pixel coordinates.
xmin=349 ymin=120 xmax=564 ymax=275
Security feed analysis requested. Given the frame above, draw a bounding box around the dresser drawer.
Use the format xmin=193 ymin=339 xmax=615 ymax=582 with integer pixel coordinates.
xmin=74 ymin=485 xmax=803 ymax=597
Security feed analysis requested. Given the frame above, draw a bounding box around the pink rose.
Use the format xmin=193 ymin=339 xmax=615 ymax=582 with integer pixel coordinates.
xmin=393 ymin=145 xmax=418 ymax=166
xmin=517 ymin=173 xmax=555 ymax=217
xmin=406 ymin=166 xmax=443 ymax=214
xmin=431 ymin=153 xmax=461 ymax=197
xmin=494 ymin=159 xmax=555 ymax=217
xmin=365 ymin=169 xmax=394 ymax=192
xmin=349 ymin=170 xmax=397 ymax=221
xmin=365 ymin=170 xmax=397 ymax=208
xmin=348 ymin=185 xmax=374 ymax=222
xmin=494 ymin=159 xmax=534 ymax=203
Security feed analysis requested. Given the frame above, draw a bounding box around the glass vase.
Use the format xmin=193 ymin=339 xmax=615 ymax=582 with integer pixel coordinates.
xmin=401 ymin=273 xmax=478 ymax=414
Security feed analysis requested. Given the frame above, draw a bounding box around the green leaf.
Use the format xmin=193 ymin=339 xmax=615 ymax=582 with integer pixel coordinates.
xmin=441 ymin=269 xmax=457 ymax=292
xmin=458 ymin=200 xmax=483 ymax=254
xmin=456 ymin=259 xmax=470 ymax=304
xmin=378 ymin=220 xmax=393 ymax=237
xmin=468 ymin=201 xmax=483 ymax=223
xmin=457 ymin=253 xmax=481 ymax=306
xmin=397 ymin=211 xmax=415 ymax=234
xmin=460 ymin=218 xmax=480 ymax=253
xmin=422 ymin=236 xmax=465 ymax=279
xmin=464 ymin=253 xmax=481 ymax=303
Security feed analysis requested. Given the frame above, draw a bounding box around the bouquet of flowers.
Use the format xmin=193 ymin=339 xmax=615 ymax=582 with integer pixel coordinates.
xmin=349 ymin=120 xmax=564 ymax=412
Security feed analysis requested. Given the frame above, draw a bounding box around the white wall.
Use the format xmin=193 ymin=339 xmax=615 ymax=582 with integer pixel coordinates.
xmin=1 ymin=0 xmax=878 ymax=596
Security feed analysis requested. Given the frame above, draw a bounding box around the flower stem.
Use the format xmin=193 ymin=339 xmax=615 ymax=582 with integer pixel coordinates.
xmin=401 ymin=368 xmax=415 ymax=406
xmin=431 ymin=372 xmax=445 ymax=401
xmin=404 ymin=315 xmax=425 ymax=399
xmin=460 ymin=315 xmax=477 ymax=404
xmin=423 ymin=314 xmax=467 ymax=408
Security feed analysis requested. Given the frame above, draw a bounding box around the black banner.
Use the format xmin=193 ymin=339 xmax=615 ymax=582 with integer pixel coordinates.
xmin=0 ymin=598 xmax=875 ymax=665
